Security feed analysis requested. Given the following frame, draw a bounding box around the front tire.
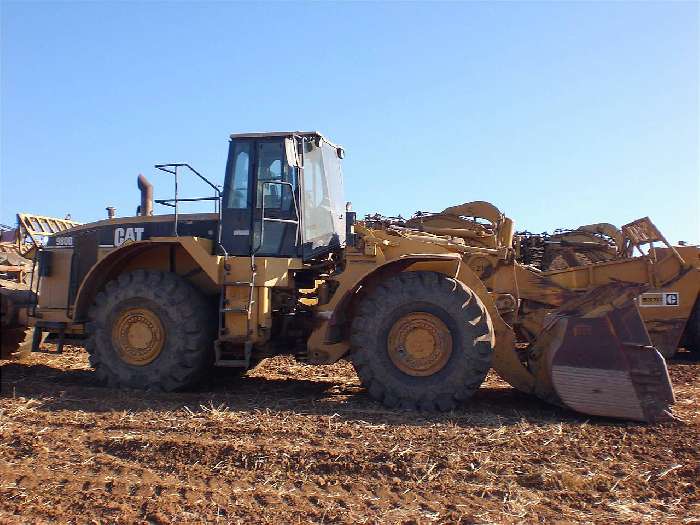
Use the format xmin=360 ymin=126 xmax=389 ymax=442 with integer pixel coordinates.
xmin=350 ymin=271 xmax=494 ymax=411
xmin=86 ymin=270 xmax=215 ymax=391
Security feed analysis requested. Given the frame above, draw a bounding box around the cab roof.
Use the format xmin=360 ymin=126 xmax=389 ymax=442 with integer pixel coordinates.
xmin=229 ymin=131 xmax=342 ymax=150
xmin=229 ymin=131 xmax=321 ymax=139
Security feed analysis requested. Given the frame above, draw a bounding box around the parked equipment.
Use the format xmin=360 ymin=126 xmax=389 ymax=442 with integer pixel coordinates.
xmin=0 ymin=213 xmax=79 ymax=358
xmin=406 ymin=203 xmax=700 ymax=359
xmin=3 ymin=132 xmax=694 ymax=422
xmin=513 ymin=219 xmax=699 ymax=358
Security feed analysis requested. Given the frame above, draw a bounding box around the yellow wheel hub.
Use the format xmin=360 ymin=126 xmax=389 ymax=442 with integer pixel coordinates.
xmin=112 ymin=307 xmax=165 ymax=366
xmin=387 ymin=312 xmax=452 ymax=376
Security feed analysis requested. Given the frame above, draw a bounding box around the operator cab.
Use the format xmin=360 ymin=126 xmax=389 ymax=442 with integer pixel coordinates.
xmin=221 ymin=132 xmax=346 ymax=260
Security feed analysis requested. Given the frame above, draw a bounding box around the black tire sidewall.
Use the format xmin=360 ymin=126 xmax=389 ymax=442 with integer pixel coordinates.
xmin=88 ymin=270 xmax=214 ymax=391
xmin=351 ymin=271 xmax=493 ymax=409
xmin=1 ymin=328 xmax=32 ymax=359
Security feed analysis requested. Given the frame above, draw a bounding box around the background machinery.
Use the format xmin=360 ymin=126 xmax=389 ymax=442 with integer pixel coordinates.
xmin=1 ymin=213 xmax=79 ymax=359
xmin=406 ymin=202 xmax=700 ymax=359
xmin=2 ymin=132 xmax=695 ymax=422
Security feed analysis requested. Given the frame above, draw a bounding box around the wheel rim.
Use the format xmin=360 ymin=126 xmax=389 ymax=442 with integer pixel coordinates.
xmin=387 ymin=312 xmax=452 ymax=376
xmin=112 ymin=307 xmax=165 ymax=366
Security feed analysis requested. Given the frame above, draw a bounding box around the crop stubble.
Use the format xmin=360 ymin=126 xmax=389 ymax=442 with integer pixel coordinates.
xmin=1 ymin=347 xmax=698 ymax=524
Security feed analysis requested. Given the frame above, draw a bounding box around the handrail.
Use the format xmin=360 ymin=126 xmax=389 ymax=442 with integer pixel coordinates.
xmin=154 ymin=163 xmax=220 ymax=194
xmin=155 ymin=196 xmax=219 ymax=207
xmin=153 ymin=163 xmax=224 ymax=254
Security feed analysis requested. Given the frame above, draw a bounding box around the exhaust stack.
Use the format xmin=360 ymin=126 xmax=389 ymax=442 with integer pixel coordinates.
xmin=137 ymin=174 xmax=153 ymax=216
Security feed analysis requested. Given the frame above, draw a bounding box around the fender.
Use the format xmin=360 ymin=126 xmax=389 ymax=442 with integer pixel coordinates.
xmin=306 ymin=252 xmax=537 ymax=394
xmin=72 ymin=237 xmax=219 ymax=321
xmin=306 ymin=254 xmax=463 ymax=364
xmin=448 ymin=264 xmax=535 ymax=393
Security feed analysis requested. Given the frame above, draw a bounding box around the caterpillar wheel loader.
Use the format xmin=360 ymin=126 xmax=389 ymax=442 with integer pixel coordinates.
xmin=517 ymin=225 xmax=699 ymax=359
xmin=2 ymin=132 xmax=690 ymax=422
xmin=405 ymin=202 xmax=700 ymax=359
xmin=520 ymin=226 xmax=700 ymax=359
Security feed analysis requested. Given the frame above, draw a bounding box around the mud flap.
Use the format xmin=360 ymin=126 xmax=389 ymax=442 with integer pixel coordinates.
xmin=531 ymin=284 xmax=675 ymax=422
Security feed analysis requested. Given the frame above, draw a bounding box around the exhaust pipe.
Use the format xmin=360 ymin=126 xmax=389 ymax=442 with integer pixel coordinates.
xmin=137 ymin=174 xmax=153 ymax=216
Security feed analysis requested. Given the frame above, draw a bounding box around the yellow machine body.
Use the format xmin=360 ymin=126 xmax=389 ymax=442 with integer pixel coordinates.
xmin=6 ymin=132 xmax=694 ymax=423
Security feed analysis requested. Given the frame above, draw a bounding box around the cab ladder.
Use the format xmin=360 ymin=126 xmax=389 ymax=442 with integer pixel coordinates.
xmin=214 ymin=253 xmax=256 ymax=368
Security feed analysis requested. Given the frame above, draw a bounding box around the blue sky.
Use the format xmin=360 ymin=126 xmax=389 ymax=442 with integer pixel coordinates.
xmin=1 ymin=1 xmax=698 ymax=243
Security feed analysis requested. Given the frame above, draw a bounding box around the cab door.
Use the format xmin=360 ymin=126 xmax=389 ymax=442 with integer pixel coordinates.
xmin=221 ymin=140 xmax=254 ymax=255
xmin=251 ymin=140 xmax=300 ymax=257
xmin=221 ymin=138 xmax=300 ymax=257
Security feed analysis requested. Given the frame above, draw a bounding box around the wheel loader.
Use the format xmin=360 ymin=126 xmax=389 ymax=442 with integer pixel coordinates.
xmin=517 ymin=226 xmax=700 ymax=359
xmin=406 ymin=203 xmax=700 ymax=359
xmin=1 ymin=132 xmax=692 ymax=422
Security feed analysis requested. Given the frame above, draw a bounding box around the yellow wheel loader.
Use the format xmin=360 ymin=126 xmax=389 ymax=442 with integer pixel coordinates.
xmin=2 ymin=132 xmax=692 ymax=422
xmin=515 ymin=222 xmax=700 ymax=358
xmin=407 ymin=202 xmax=700 ymax=359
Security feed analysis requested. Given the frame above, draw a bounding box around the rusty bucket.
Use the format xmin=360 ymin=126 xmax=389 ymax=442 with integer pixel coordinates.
xmin=531 ymin=284 xmax=675 ymax=422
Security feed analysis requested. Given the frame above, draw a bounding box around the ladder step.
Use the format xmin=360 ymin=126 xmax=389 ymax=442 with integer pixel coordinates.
xmin=218 ymin=335 xmax=248 ymax=344
xmin=31 ymin=348 xmax=63 ymax=355
xmin=222 ymin=306 xmax=248 ymax=314
xmin=214 ymin=340 xmax=253 ymax=368
xmin=263 ymin=218 xmax=299 ymax=225
xmin=214 ymin=359 xmax=249 ymax=368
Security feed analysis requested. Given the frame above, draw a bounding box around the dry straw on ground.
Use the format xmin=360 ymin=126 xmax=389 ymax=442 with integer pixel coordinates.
xmin=1 ymin=346 xmax=698 ymax=524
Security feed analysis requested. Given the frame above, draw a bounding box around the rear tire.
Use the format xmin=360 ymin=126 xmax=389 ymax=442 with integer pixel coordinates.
xmin=0 ymin=327 xmax=32 ymax=360
xmin=85 ymin=270 xmax=215 ymax=391
xmin=350 ymin=271 xmax=494 ymax=411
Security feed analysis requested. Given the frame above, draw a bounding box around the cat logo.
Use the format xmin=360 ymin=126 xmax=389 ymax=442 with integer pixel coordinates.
xmin=638 ymin=292 xmax=680 ymax=307
xmin=114 ymin=227 xmax=145 ymax=246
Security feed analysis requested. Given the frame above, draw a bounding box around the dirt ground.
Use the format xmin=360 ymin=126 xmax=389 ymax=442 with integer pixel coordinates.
xmin=1 ymin=347 xmax=698 ymax=524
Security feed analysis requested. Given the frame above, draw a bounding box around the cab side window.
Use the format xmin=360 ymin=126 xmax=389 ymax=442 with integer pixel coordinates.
xmin=256 ymin=141 xmax=294 ymax=211
xmin=225 ymin=143 xmax=252 ymax=209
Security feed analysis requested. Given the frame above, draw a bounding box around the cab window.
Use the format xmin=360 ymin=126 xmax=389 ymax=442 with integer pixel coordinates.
xmin=256 ymin=141 xmax=295 ymax=211
xmin=224 ymin=142 xmax=252 ymax=209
